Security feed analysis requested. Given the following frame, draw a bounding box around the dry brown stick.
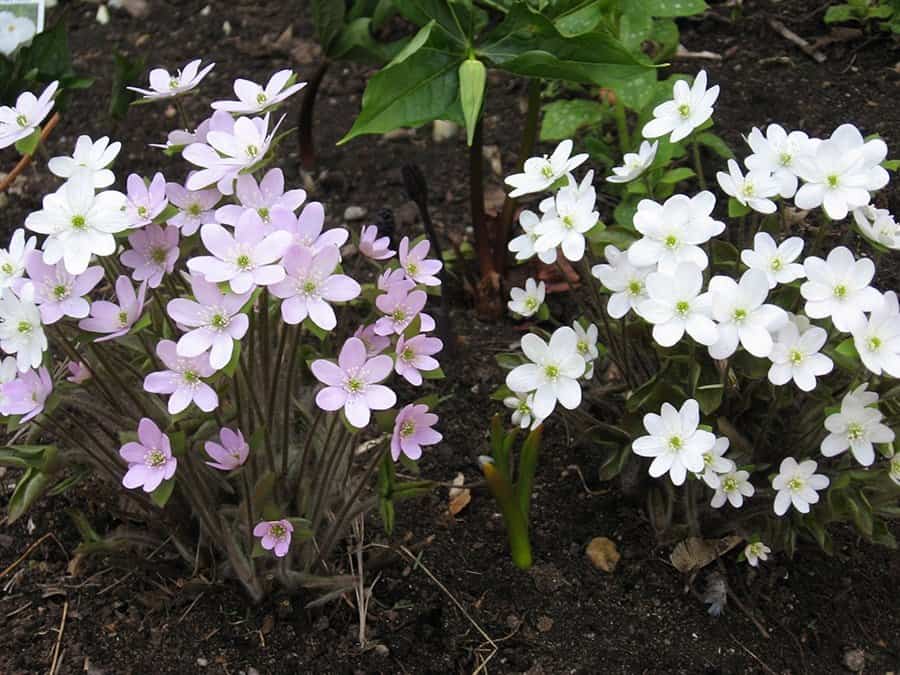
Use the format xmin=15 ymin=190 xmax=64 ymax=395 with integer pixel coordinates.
xmin=0 ymin=112 xmax=61 ymax=193
xmin=48 ymin=599 xmax=68 ymax=675
xmin=768 ymin=19 xmax=827 ymax=63
xmin=0 ymin=532 xmax=53 ymax=580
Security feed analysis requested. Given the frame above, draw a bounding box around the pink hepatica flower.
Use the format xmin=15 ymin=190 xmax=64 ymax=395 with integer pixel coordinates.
xmin=270 ymin=245 xmax=360 ymax=330
xmin=183 ymin=113 xmax=283 ymax=195
xmin=79 ymin=275 xmax=146 ymax=342
xmin=394 ymin=333 xmax=442 ymax=385
xmin=144 ymin=339 xmax=218 ymax=414
xmin=168 ymin=277 xmax=250 ymax=369
xmin=399 ymin=237 xmax=442 ymax=286
xmin=127 ymin=59 xmax=215 ymax=100
xmin=212 ymin=69 xmax=306 ymax=115
xmin=378 ymin=267 xmax=413 ymax=293
xmin=204 ymin=427 xmax=249 ymax=471
xmin=391 ymin=404 xmax=442 ymax=461
xmin=126 ymin=172 xmax=168 ymax=228
xmin=120 ymin=224 xmax=179 ymax=288
xmin=375 ymin=285 xmax=427 ymax=336
xmin=215 ymin=169 xmax=306 ymax=226
xmin=354 ymin=324 xmax=390 ymax=356
xmin=359 ymin=225 xmax=394 ymax=260
xmin=166 ymin=182 xmax=219 ymax=236
xmin=120 ymin=418 xmax=177 ymax=493
xmin=253 ymin=519 xmax=293 ymax=558
xmin=66 ymin=361 xmax=91 ymax=384
xmin=24 ymin=251 xmax=103 ymax=324
xmin=311 ymin=337 xmax=396 ymax=428
xmin=188 ymin=211 xmax=292 ymax=293
xmin=1 ymin=367 xmax=52 ymax=422
xmin=151 ymin=110 xmax=231 ymax=152
xmin=0 ymin=81 xmax=58 ymax=150
xmin=272 ymin=202 xmax=349 ymax=253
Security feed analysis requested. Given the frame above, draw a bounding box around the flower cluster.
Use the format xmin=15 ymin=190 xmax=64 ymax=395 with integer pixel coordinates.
xmin=498 ymin=68 xmax=899 ymax=564
xmin=0 ymin=64 xmax=445 ymax=588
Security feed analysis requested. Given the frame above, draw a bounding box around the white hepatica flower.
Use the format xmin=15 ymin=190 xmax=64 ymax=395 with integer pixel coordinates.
xmin=711 ymin=470 xmax=754 ymax=509
xmin=744 ymin=124 xmax=817 ymax=198
xmin=628 ymin=192 xmax=722 ymax=273
xmin=48 ymin=135 xmax=122 ymax=189
xmin=0 ymin=81 xmax=58 ymax=150
xmin=740 ymin=232 xmax=805 ymax=289
xmin=591 ymin=245 xmax=652 ymax=319
xmin=801 ymin=246 xmax=881 ymax=333
xmin=127 ymin=59 xmax=215 ymax=100
xmin=853 ymin=206 xmax=900 ymax=250
xmin=641 ymin=70 xmax=719 ymax=143
xmin=0 ymin=11 xmax=36 ymax=56
xmin=828 ymin=123 xmax=889 ymax=193
xmin=767 ymin=319 xmax=833 ymax=392
xmin=25 ymin=171 xmax=129 ymax=275
xmin=0 ymin=229 xmax=37 ymax=289
xmin=572 ymin=321 xmax=599 ymax=378
xmin=708 ymin=270 xmax=787 ymax=359
xmin=637 ymin=263 xmax=718 ymax=348
xmin=853 ymin=291 xmax=900 ymax=377
xmin=607 ymin=140 xmax=658 ymax=183
xmin=699 ymin=436 xmax=736 ymax=489
xmin=211 ymin=69 xmax=306 ymax=115
xmin=504 ymin=392 xmax=541 ymax=430
xmin=744 ymin=541 xmax=771 ymax=567
xmin=504 ymin=139 xmax=588 ymax=198
xmin=506 ymin=326 xmax=586 ymax=419
xmin=822 ymin=386 xmax=894 ymax=466
xmin=508 ymin=210 xmax=557 ymax=264
xmin=0 ymin=287 xmax=47 ymax=372
xmin=772 ymin=457 xmax=829 ymax=516
xmin=793 ymin=127 xmax=876 ymax=220
xmin=534 ymin=182 xmax=598 ymax=261
xmin=183 ymin=114 xmax=282 ymax=195
xmin=508 ymin=278 xmax=545 ymax=318
xmin=716 ymin=159 xmax=779 ymax=214
xmin=632 ymin=399 xmax=715 ymax=486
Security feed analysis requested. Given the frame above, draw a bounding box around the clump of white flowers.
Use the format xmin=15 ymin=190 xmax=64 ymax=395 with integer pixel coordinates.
xmin=497 ymin=67 xmax=900 ymax=562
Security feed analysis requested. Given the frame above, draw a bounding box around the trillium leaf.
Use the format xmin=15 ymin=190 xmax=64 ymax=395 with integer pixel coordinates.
xmin=540 ymin=99 xmax=606 ymax=142
xmin=551 ymin=0 xmax=609 ymax=36
xmin=644 ymin=0 xmax=709 ymax=18
xmin=458 ymin=59 xmax=487 ymax=146
xmin=479 ymin=4 xmax=651 ymax=93
xmin=339 ymin=26 xmax=464 ymax=144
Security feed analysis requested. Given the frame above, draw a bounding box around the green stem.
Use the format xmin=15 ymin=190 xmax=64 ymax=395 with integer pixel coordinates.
xmin=480 ymin=458 xmax=532 ymax=569
xmin=613 ymin=100 xmax=630 ymax=154
xmin=691 ymin=139 xmax=706 ymax=190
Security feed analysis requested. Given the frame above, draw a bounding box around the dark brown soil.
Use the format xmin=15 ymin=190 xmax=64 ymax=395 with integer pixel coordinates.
xmin=2 ymin=1 xmax=900 ymax=674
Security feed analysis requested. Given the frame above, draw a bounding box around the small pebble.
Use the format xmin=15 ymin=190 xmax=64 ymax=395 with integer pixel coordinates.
xmin=196 ymin=657 xmax=208 ymax=667
xmin=344 ymin=206 xmax=367 ymax=221
xmin=842 ymin=648 xmax=865 ymax=672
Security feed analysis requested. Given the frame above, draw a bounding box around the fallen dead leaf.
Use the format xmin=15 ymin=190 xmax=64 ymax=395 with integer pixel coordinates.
xmin=586 ymin=537 xmax=620 ymax=573
xmin=447 ymin=473 xmax=471 ymax=516
xmin=670 ymin=535 xmax=742 ymax=575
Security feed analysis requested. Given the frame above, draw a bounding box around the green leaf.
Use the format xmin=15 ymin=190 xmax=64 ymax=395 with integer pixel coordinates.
xmin=620 ymin=6 xmax=653 ymax=51
xmin=728 ymin=197 xmax=751 ymax=218
xmin=110 ymin=51 xmax=145 ymax=120
xmin=8 ymin=470 xmax=52 ymax=524
xmin=824 ymin=5 xmax=855 ymax=23
xmin=480 ymin=4 xmax=651 ymax=93
xmin=540 ymin=99 xmax=606 ymax=141
xmin=331 ymin=18 xmax=387 ymax=63
xmin=14 ymin=128 xmax=41 ymax=156
xmin=311 ymin=0 xmax=347 ymax=52
xmin=515 ymin=425 xmax=542 ymax=519
xmin=459 ymin=59 xmax=486 ymax=146
xmin=658 ymin=167 xmax=695 ymax=184
xmin=695 ymin=131 xmax=733 ymax=159
xmin=150 ymin=478 xmax=175 ymax=508
xmin=339 ymin=27 xmax=464 ymax=143
xmin=392 ymin=0 xmax=474 ymax=45
xmin=552 ymin=0 xmax=610 ymax=36
xmin=644 ymin=0 xmax=708 ymax=17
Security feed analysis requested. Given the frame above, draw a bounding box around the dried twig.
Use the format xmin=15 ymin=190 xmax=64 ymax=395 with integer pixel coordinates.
xmin=768 ymin=19 xmax=827 ymax=63
xmin=0 ymin=112 xmax=61 ymax=193
xmin=0 ymin=532 xmax=67 ymax=580
xmin=729 ymin=632 xmax=778 ymax=675
xmin=675 ymin=44 xmax=723 ymax=61
xmin=48 ymin=599 xmax=68 ymax=675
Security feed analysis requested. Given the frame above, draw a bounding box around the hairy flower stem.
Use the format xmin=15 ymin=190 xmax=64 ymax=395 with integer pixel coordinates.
xmin=173 ymin=98 xmax=191 ymax=131
xmin=297 ymin=59 xmax=330 ymax=170
xmin=495 ymin=78 xmax=542 ymax=275
xmin=315 ymin=442 xmax=388 ymax=569
xmin=237 ymin=356 xmax=271 ymax=470
xmin=88 ymin=343 xmax=155 ymax=420
xmin=684 ymin=479 xmax=701 ymax=536
xmin=691 ymin=139 xmax=706 ymax=190
xmin=277 ymin=325 xmax=303 ymax=480
xmin=44 ymin=411 xmax=121 ymax=483
xmin=241 ymin=469 xmax=255 ymax=553
xmin=578 ymin=257 xmax=632 ymax=387
xmin=260 ymin=290 xmax=272 ymax=407
xmin=614 ymin=100 xmax=630 ymax=154
xmin=51 ymin=327 xmax=117 ymax=408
